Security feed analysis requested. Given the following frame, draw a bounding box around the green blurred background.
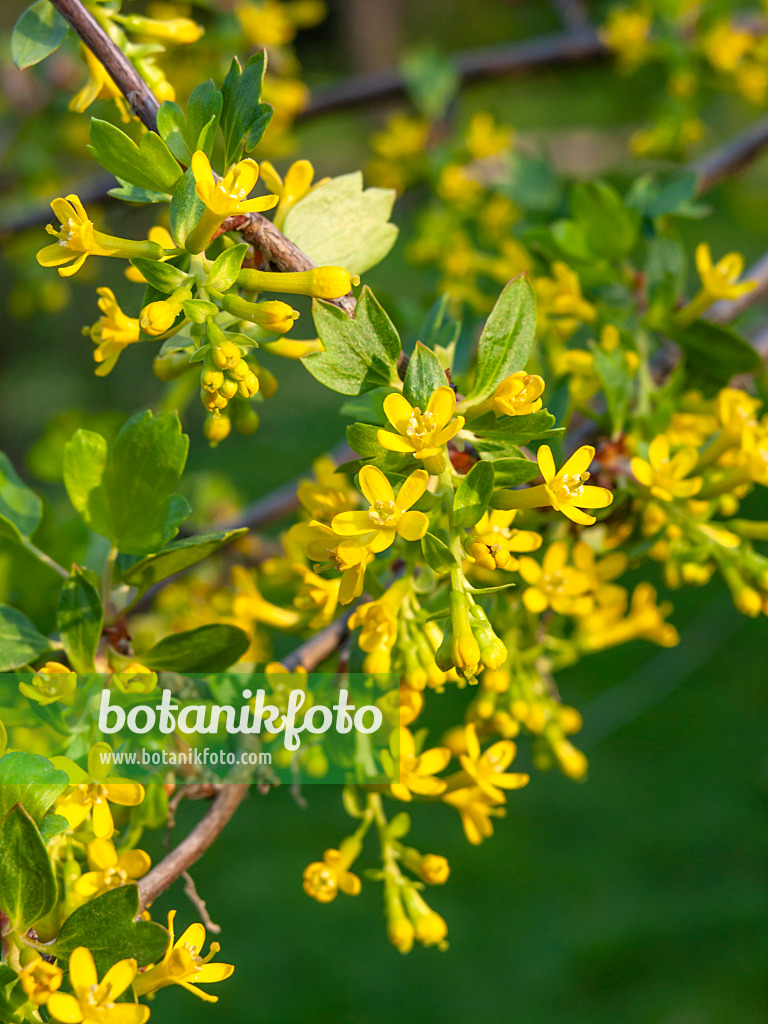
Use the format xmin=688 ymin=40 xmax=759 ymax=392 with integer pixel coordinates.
xmin=1 ymin=1 xmax=767 ymax=1021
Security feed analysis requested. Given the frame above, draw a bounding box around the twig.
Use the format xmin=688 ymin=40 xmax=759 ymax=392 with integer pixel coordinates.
xmin=47 ymin=0 xmax=356 ymax=314
xmin=693 ymin=113 xmax=768 ymax=192
xmin=281 ymin=607 xmax=356 ymax=671
xmin=182 ymin=871 xmax=221 ymax=934
xmin=48 ymin=0 xmax=159 ymax=129
xmin=137 ymin=783 xmax=250 ymax=912
xmin=299 ymin=27 xmax=607 ymax=117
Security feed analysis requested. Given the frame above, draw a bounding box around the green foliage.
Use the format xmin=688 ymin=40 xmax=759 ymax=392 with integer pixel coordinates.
xmin=121 ymin=529 xmax=248 ymax=594
xmin=471 ymin=410 xmax=561 ymax=445
xmin=0 ymin=452 xmax=42 ymax=546
xmin=283 ymin=172 xmax=398 ymax=276
xmin=51 ymin=885 xmax=169 ymax=974
xmin=56 ymin=568 xmax=103 ymax=673
xmin=453 ymin=462 xmax=495 ymax=528
xmin=306 ymin=287 xmax=402 ymax=395
xmin=138 ymin=623 xmax=251 ymax=672
xmin=421 ymin=532 xmax=459 ymax=574
xmin=591 ymin=343 xmax=634 ymax=436
xmin=0 ymin=752 xmax=69 ymax=822
xmin=569 ymin=180 xmax=641 ymax=260
xmin=666 ymin=320 xmax=763 ymax=392
xmin=11 ymin=0 xmax=68 ymax=70
xmin=0 ymin=606 xmax=51 ymax=671
xmin=207 ymin=244 xmax=250 ymax=291
xmin=0 ymin=805 xmax=57 ymax=933
xmin=403 ymin=342 xmax=447 ymax=407
xmin=63 ymin=411 xmax=190 ymax=557
xmin=157 ymin=80 xmax=223 ymax=163
xmin=129 ymin=259 xmax=189 ymax=294
xmin=487 ymin=456 xmax=540 ymax=486
xmin=220 ymin=51 xmax=273 ymax=169
xmin=401 ymin=48 xmax=459 ymax=122
xmin=87 ymin=119 xmax=181 ymax=196
xmin=467 ymin=276 xmax=537 ymax=403
xmin=169 ymin=169 xmax=205 ymax=247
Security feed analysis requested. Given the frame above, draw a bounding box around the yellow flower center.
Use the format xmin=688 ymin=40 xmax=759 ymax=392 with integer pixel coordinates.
xmin=406 ymin=409 xmax=437 ymax=444
xmin=87 ymin=981 xmax=115 ymax=1011
xmin=368 ymin=500 xmax=397 ymax=527
xmin=550 ymin=471 xmax=589 ymax=503
xmin=103 ymin=867 xmax=128 ymax=888
xmin=306 ymin=864 xmax=338 ymax=900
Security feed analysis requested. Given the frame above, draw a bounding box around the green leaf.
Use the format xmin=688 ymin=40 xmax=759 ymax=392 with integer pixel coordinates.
xmin=346 ymin=422 xmax=382 ymax=457
xmin=88 ymin=119 xmax=182 ymax=195
xmin=182 ymin=299 xmax=218 ymax=324
xmin=0 ymin=452 xmax=42 ymax=545
xmin=0 ymin=752 xmax=69 ymax=822
xmin=11 ymin=0 xmax=67 ymax=69
xmin=0 ymin=606 xmax=51 ymax=671
xmin=667 ymin=320 xmax=763 ymax=392
xmin=471 ymin=409 xmax=561 ymax=445
xmin=0 ymin=805 xmax=57 ymax=933
xmin=107 ymin=181 xmax=171 ymax=205
xmin=56 ymin=568 xmax=103 ymax=673
xmin=129 ymin=259 xmax=188 ymax=294
xmin=157 ymin=81 xmax=222 ymax=164
xmin=419 ymin=295 xmax=461 ymax=360
xmin=486 ymin=456 xmax=539 ymax=487
xmin=121 ymin=530 xmax=247 ymax=594
xmin=506 ymin=152 xmax=562 ymax=213
xmin=220 ymin=51 xmax=273 ymax=168
xmin=453 ymin=462 xmax=494 ymax=528
xmin=468 ymin=276 xmax=537 ymax=402
xmin=401 ymin=47 xmax=459 ymax=122
xmin=283 ymin=172 xmax=398 ymax=276
xmin=421 ymin=532 xmax=459 ymax=575
xmin=169 ymin=169 xmax=205 ymax=248
xmin=305 ymin=287 xmax=401 ymax=395
xmin=207 ymin=244 xmax=249 ymax=291
xmin=39 ymin=813 xmax=70 ymax=842
xmin=570 ymin=180 xmax=640 ymax=260
xmin=63 ymin=412 xmax=190 ymax=557
xmin=139 ymin=624 xmax=250 ymax=672
xmin=403 ymin=342 xmax=447 ymax=408
xmin=51 ymin=885 xmax=169 ymax=975
xmin=591 ymin=342 xmax=634 ymax=436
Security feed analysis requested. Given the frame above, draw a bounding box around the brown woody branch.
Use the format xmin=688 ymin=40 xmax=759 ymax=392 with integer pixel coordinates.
xmin=137 ymin=783 xmax=250 ymax=912
xmin=693 ymin=113 xmax=768 ymax=193
xmin=48 ymin=0 xmax=356 ymax=314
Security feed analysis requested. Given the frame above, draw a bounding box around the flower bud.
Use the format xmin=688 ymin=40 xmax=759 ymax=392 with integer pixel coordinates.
xmin=233 ymin=403 xmax=260 ymax=435
xmin=201 ymin=367 xmax=225 ymax=392
xmin=219 ymin=378 xmax=239 ymax=400
xmin=211 ymin=340 xmax=242 ymax=369
xmin=200 ymin=389 xmax=228 ymax=412
xmin=229 ymin=359 xmax=251 ymax=381
xmin=113 ymin=663 xmax=157 ymax=694
xmin=237 ymin=372 xmax=260 ymax=398
xmin=204 ymin=414 xmax=231 ymax=445
xmin=140 ymin=299 xmax=179 ymax=336
xmin=153 ymin=350 xmax=191 ymax=381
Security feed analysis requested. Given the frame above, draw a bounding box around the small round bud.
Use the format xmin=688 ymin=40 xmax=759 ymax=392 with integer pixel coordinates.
xmin=229 ymin=360 xmax=251 ymax=381
xmin=219 ymin=378 xmax=239 ymax=400
xmin=204 ymin=414 xmax=232 ymax=445
xmin=200 ymin=389 xmax=229 ymax=412
xmin=201 ymin=368 xmax=225 ymax=392
xmin=212 ymin=340 xmax=242 ymax=369
xmin=140 ymin=300 xmax=178 ymax=336
xmin=233 ymin=404 xmax=260 ymax=435
xmin=237 ymin=372 xmax=260 ymax=398
xmin=153 ymin=350 xmax=191 ymax=381
xmin=256 ymin=366 xmax=279 ymax=398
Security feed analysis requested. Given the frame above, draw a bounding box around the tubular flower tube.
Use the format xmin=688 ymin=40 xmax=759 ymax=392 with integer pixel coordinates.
xmin=47 ymin=948 xmax=148 ymax=1024
xmin=221 ymin=293 xmax=299 ymax=333
xmin=378 ymin=386 xmax=464 ymax=475
xmin=37 ymin=196 xmax=165 ymax=277
xmin=330 ymin=466 xmax=430 ymax=556
xmin=238 ymin=266 xmax=360 ymax=299
xmin=259 ymin=159 xmax=328 ymax=230
xmin=494 ymin=445 xmax=613 ymax=526
xmin=113 ymin=14 xmax=204 ymax=43
xmin=133 ymin=911 xmax=234 ymax=1002
xmin=631 ymin=435 xmax=703 ymax=501
xmin=187 ymin=151 xmax=278 ymax=253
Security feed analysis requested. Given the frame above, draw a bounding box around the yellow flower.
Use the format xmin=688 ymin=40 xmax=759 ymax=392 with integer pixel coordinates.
xmin=702 ymin=19 xmax=753 ymax=73
xmin=47 ymin=948 xmax=148 ymax=1024
xmin=488 ymin=372 xmax=545 ymax=416
xmin=69 ymin=47 xmax=130 ymax=121
xmin=74 ymin=838 xmax=151 ymax=899
xmin=19 ymin=662 xmax=76 ymax=706
xmin=296 ymin=456 xmax=359 ymax=521
xmin=37 ymin=197 xmax=164 ymax=278
xmin=234 ymin=0 xmax=325 ymax=48
xmin=437 ymin=163 xmax=484 ymax=207
xmin=442 ymin=785 xmax=505 ymax=845
xmin=231 ymin=565 xmax=301 ymax=630
xmin=238 ymin=265 xmax=359 ymax=299
xmin=631 ymin=435 xmax=702 ymax=501
xmin=387 ymin=727 xmax=451 ymax=802
xmin=115 ymin=14 xmax=204 ymax=44
xmin=85 ymin=288 xmax=142 ymax=377
xmin=518 ymin=541 xmax=593 ymax=616
xmin=402 ymin=887 xmax=448 ymax=949
xmin=19 ymin=958 xmax=63 ymax=1005
xmin=578 ymin=582 xmax=679 ymax=650
xmin=330 ymin=466 xmax=430 ymax=556
xmin=535 ymin=262 xmax=596 ymax=337
xmin=495 ymin=445 xmax=613 ymax=526
xmin=187 ymin=151 xmax=278 ymax=253
xmin=572 ymin=540 xmax=627 ymax=603
xmin=112 ymin=664 xmax=157 ymax=695
xmin=292 ymin=564 xmax=340 ymax=629
xmin=133 ymin=911 xmax=234 ymax=1003
xmin=469 ymin=509 xmax=542 ymax=571
xmin=54 ymin=744 xmax=145 ymax=839
xmin=378 ymin=386 xmax=464 ymax=473
xmin=303 ymin=848 xmax=361 ymax=903
xmin=300 ymin=521 xmax=374 ymax=604
xmin=348 ymin=577 xmax=409 ymax=672
xmin=370 ymin=113 xmax=429 ymax=161
xmin=465 ymin=111 xmax=513 ymax=161
xmin=695 ymin=242 xmax=755 ymax=301
xmin=599 ymin=5 xmax=653 ymax=67
xmin=457 ymin=723 xmax=529 ymax=802
xmin=259 ymin=158 xmax=328 ymax=230
xmin=220 ymin=293 xmax=299 ymax=334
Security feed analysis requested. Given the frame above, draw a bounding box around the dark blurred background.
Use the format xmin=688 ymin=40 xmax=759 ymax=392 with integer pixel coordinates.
xmin=1 ymin=1 xmax=767 ymax=1022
